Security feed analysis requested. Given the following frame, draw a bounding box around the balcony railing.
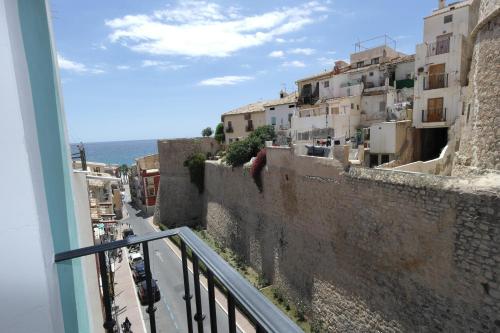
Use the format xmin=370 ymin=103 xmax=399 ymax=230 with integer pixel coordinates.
xmin=225 ymin=126 xmax=234 ymax=133
xmin=245 ymin=124 xmax=254 ymax=132
xmin=55 ymin=227 xmax=302 ymax=333
xmin=426 ymin=38 xmax=450 ymax=56
xmin=421 ymin=108 xmax=447 ymax=123
xmin=423 ymin=73 xmax=449 ymax=90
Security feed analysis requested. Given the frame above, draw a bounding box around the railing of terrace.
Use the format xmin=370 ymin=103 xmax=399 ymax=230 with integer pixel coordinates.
xmin=55 ymin=227 xmax=303 ymax=333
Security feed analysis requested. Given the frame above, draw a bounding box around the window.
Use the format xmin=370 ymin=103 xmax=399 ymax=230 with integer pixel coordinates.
xmin=356 ymin=61 xmax=364 ymax=68
xmin=270 ymin=107 xmax=275 ymax=110
xmin=347 ymin=88 xmax=351 ymax=96
xmin=444 ymin=15 xmax=453 ymax=23
xmin=371 ymin=57 xmax=379 ymax=65
xmin=369 ymin=71 xmax=374 ymax=76
xmin=381 ymin=154 xmax=390 ymax=164
xmin=288 ymin=113 xmax=293 ymax=123
xmin=350 ymin=103 xmax=354 ymax=109
xmin=288 ymin=104 xmax=294 ymax=108
xmin=357 ymin=104 xmax=359 ymax=110
xmin=466 ymin=104 xmax=471 ymax=122
xmin=271 ymin=116 xmax=276 ymax=125
xmin=229 ymin=138 xmax=233 ymax=143
xmin=323 ymin=80 xmax=330 ymax=88
xmin=228 ymin=121 xmax=232 ymax=128
xmin=244 ymin=113 xmax=251 ymax=120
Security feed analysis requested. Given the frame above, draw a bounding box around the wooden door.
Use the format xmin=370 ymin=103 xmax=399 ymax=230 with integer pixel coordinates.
xmin=428 ymin=64 xmax=445 ymax=89
xmin=427 ymin=98 xmax=444 ymax=122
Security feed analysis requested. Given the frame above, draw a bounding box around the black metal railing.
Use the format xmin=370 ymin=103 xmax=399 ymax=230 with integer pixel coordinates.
xmin=423 ymin=73 xmax=449 ymax=90
xmin=225 ymin=127 xmax=234 ymax=133
xmin=55 ymin=227 xmax=302 ymax=333
xmin=421 ymin=108 xmax=447 ymax=123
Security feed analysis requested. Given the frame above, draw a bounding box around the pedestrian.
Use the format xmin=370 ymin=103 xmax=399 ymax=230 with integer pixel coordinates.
xmin=122 ymin=317 xmax=132 ymax=332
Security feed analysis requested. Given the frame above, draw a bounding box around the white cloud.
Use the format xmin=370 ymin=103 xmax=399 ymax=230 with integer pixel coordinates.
xmin=141 ymin=60 xmax=187 ymax=70
xmin=269 ymin=50 xmax=284 ymax=58
xmin=317 ymin=57 xmax=336 ymax=66
xmin=57 ymin=54 xmax=104 ymax=74
xmin=282 ymin=60 xmax=306 ymax=68
xmin=105 ymin=1 xmax=329 ymax=57
xmin=289 ymin=48 xmax=315 ymax=55
xmin=198 ymin=75 xmax=253 ymax=86
xmin=116 ymin=65 xmax=131 ymax=70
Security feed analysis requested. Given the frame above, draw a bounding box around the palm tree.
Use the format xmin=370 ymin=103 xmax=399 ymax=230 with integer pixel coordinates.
xmin=120 ymin=164 xmax=129 ymax=184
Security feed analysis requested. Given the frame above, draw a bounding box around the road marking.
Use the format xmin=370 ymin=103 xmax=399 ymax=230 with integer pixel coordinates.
xmin=155 ymin=250 xmax=164 ymax=263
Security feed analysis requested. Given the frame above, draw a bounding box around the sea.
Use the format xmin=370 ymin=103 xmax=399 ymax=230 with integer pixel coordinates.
xmin=70 ymin=139 xmax=158 ymax=166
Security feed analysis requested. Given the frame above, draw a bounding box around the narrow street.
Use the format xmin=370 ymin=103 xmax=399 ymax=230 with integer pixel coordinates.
xmin=120 ymin=197 xmax=241 ymax=333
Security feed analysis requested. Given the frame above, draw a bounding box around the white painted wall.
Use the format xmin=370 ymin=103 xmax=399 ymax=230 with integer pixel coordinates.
xmin=265 ymin=103 xmax=295 ymax=131
xmin=423 ymin=3 xmax=473 ymax=43
xmin=72 ymin=172 xmax=104 ymax=333
xmin=0 ymin=1 xmax=64 ymax=331
xmin=413 ymin=2 xmax=473 ymax=128
xmin=370 ymin=122 xmax=397 ymax=153
xmin=395 ymin=61 xmax=415 ymax=80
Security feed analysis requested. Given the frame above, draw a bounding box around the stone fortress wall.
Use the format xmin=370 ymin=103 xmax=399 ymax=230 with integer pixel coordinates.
xmin=204 ymin=147 xmax=500 ymax=332
xmin=157 ymin=137 xmax=220 ymax=228
xmin=453 ymin=0 xmax=500 ymax=175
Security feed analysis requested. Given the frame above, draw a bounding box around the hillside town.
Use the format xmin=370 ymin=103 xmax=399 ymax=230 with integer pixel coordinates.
xmin=4 ymin=0 xmax=499 ymax=333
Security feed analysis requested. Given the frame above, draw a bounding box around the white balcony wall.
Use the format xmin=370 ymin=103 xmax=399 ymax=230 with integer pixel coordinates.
xmin=0 ymin=1 xmax=63 ymax=331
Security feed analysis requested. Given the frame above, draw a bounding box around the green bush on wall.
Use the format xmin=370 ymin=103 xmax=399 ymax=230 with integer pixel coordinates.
xmin=183 ymin=152 xmax=206 ymax=193
xmin=225 ymin=125 xmax=275 ymax=167
xmin=214 ymin=123 xmax=225 ymax=143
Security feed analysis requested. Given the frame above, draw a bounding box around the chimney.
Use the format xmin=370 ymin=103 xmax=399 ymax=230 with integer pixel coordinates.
xmin=439 ymin=0 xmax=445 ymax=9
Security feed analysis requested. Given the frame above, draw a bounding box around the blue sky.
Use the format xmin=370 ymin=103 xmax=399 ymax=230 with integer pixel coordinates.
xmin=52 ymin=0 xmax=437 ymax=142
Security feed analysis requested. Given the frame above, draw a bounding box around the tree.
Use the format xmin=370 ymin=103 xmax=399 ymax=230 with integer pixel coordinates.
xmin=214 ymin=123 xmax=225 ymax=143
xmin=202 ymin=127 xmax=213 ymax=137
xmin=119 ymin=164 xmax=129 ymax=183
xmin=225 ymin=125 xmax=276 ymax=167
xmin=183 ymin=153 xmax=206 ymax=193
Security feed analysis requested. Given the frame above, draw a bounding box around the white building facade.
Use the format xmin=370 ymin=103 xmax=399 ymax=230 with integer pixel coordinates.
xmin=264 ymin=91 xmax=297 ymax=137
xmin=412 ymin=0 xmax=476 ymax=160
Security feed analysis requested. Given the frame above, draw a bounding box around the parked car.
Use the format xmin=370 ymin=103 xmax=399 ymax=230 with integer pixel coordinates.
xmin=137 ymin=279 xmax=161 ymax=305
xmin=129 ymin=252 xmax=143 ymax=268
xmin=132 ymin=262 xmax=146 ymax=283
xmin=122 ymin=228 xmax=134 ymax=239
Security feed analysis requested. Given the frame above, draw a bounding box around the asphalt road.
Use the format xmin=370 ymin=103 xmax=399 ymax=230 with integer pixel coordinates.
xmin=121 ymin=201 xmax=237 ymax=333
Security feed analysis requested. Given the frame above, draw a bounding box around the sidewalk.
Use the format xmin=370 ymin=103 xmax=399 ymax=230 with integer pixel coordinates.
xmin=112 ymin=216 xmax=147 ymax=333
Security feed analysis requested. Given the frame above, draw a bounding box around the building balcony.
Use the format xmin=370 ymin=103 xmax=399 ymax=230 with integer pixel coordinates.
xmin=55 ymin=227 xmax=302 ymax=333
xmin=225 ymin=126 xmax=234 ymax=133
xmin=423 ymin=73 xmax=449 ymax=90
xmin=421 ymin=108 xmax=447 ymax=124
xmin=245 ymin=124 xmax=254 ymax=132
